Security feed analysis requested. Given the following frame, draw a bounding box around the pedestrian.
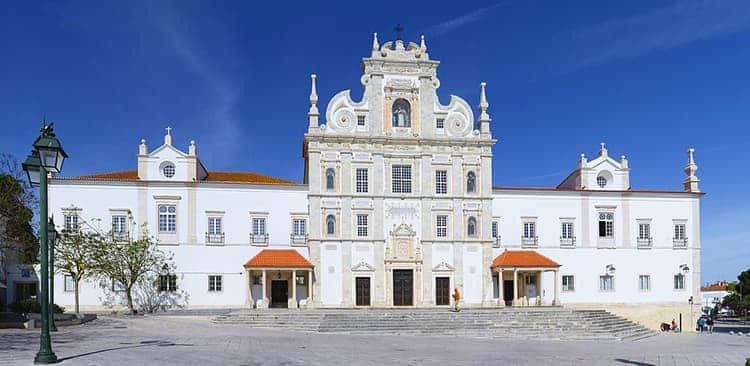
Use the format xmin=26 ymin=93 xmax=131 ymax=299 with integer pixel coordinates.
xmin=697 ymin=316 xmax=706 ymax=333
xmin=671 ymin=318 xmax=678 ymax=332
xmin=706 ymin=317 xmax=714 ymax=334
xmin=452 ymin=288 xmax=461 ymax=312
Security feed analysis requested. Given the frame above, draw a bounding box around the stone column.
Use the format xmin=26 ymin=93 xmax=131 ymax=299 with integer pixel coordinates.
xmin=308 ymin=270 xmax=313 ymax=304
xmin=291 ymin=270 xmax=297 ymax=308
xmin=261 ymin=269 xmax=268 ymax=308
xmin=538 ymin=270 xmax=544 ymax=306
xmin=497 ymin=269 xmax=504 ymax=307
xmin=512 ymin=269 xmax=518 ymax=307
xmin=553 ymin=269 xmax=559 ymax=306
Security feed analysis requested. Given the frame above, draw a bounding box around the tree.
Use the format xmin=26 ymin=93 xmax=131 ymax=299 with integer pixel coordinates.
xmin=723 ymin=268 xmax=750 ymax=316
xmin=93 ymin=230 xmax=175 ymax=314
xmin=0 ymin=153 xmax=38 ymax=263
xmin=56 ymin=230 xmax=101 ymax=313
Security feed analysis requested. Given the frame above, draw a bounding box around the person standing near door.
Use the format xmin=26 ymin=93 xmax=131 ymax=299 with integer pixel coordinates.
xmin=452 ymin=288 xmax=461 ymax=312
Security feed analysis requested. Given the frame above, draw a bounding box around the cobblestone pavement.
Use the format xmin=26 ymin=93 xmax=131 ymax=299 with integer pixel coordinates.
xmin=1 ymin=315 xmax=748 ymax=366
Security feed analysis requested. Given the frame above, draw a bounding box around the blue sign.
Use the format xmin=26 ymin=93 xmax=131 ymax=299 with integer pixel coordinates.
xmin=21 ymin=268 xmax=31 ymax=278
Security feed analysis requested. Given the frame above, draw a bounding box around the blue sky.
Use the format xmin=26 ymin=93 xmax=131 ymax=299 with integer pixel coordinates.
xmin=1 ymin=0 xmax=748 ymax=283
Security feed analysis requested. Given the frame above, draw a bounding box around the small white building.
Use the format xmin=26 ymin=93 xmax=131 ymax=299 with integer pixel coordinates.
xmin=47 ymin=34 xmax=703 ymax=329
xmin=701 ymin=282 xmax=730 ymax=310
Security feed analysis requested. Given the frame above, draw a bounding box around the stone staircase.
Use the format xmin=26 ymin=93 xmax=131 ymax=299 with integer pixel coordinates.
xmin=213 ymin=307 xmax=656 ymax=341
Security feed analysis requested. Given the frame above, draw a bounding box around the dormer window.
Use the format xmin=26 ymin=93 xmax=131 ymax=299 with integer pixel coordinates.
xmin=597 ymin=176 xmax=607 ymax=188
xmin=162 ymin=163 xmax=176 ymax=178
xmin=392 ymin=99 xmax=411 ymax=128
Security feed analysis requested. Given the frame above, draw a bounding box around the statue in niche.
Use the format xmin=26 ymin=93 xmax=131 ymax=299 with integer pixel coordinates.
xmin=392 ymin=98 xmax=411 ymax=127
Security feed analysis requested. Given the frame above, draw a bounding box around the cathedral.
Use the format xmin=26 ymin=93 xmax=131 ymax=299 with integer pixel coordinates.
xmin=48 ymin=34 xmax=703 ymax=328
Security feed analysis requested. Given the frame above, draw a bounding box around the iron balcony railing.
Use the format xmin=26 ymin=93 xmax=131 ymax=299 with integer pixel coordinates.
xmin=672 ymin=237 xmax=688 ymax=249
xmin=250 ymin=233 xmax=269 ymax=245
xmin=492 ymin=236 xmax=501 ymax=248
xmin=521 ymin=236 xmax=538 ymax=248
xmin=206 ymin=232 xmax=225 ymax=245
xmin=560 ymin=236 xmax=576 ymax=248
xmin=290 ymin=233 xmax=308 ymax=246
xmin=637 ymin=237 xmax=653 ymax=249
xmin=111 ymin=231 xmax=130 ymax=242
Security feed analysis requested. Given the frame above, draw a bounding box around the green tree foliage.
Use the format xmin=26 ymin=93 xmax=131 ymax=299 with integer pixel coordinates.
xmin=93 ymin=228 xmax=174 ymax=314
xmin=723 ymin=268 xmax=750 ymax=316
xmin=56 ymin=229 xmax=101 ymax=313
xmin=0 ymin=154 xmax=38 ymax=263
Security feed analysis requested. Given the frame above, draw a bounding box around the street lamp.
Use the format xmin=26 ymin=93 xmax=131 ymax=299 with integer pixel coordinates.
xmin=22 ymin=120 xmax=66 ymax=364
xmin=48 ymin=218 xmax=58 ymax=332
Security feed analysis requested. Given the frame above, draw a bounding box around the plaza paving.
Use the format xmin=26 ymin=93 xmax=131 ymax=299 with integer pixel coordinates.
xmin=0 ymin=315 xmax=749 ymax=365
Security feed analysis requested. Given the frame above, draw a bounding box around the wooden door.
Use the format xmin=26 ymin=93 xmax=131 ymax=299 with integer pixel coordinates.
xmin=393 ymin=270 xmax=413 ymax=306
xmin=435 ymin=277 xmax=450 ymax=306
xmin=271 ymin=280 xmax=288 ymax=308
xmin=356 ymin=277 xmax=371 ymax=306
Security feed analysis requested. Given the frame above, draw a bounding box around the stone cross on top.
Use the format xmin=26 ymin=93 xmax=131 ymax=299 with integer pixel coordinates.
xmin=165 ymin=126 xmax=172 ymax=136
xmin=394 ymin=24 xmax=404 ymax=40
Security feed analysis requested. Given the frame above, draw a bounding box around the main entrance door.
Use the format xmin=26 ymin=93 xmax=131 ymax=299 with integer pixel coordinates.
xmin=435 ymin=277 xmax=450 ymax=306
xmin=393 ymin=269 xmax=413 ymax=306
xmin=503 ymin=280 xmax=514 ymax=306
xmin=355 ymin=277 xmax=371 ymax=306
xmin=271 ymin=280 xmax=288 ymax=308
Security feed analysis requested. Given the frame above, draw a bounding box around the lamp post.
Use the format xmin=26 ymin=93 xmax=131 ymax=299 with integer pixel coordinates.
xmin=22 ymin=121 xmax=67 ymax=364
xmin=48 ymin=217 xmax=58 ymax=332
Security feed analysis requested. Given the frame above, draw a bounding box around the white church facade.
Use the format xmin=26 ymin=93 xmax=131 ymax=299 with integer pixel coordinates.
xmin=48 ymin=34 xmax=703 ymax=326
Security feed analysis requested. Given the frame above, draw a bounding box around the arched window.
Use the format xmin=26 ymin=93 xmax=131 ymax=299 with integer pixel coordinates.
xmin=392 ymin=99 xmax=411 ymax=128
xmin=326 ymin=215 xmax=336 ymax=235
xmin=467 ymin=216 xmax=477 ymax=237
xmin=466 ymin=171 xmax=476 ymax=193
xmin=326 ymin=168 xmax=335 ymax=191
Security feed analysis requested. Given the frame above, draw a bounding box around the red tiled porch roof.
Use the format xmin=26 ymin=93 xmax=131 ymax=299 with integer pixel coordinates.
xmin=491 ymin=250 xmax=561 ymax=268
xmin=243 ymin=249 xmax=314 ymax=269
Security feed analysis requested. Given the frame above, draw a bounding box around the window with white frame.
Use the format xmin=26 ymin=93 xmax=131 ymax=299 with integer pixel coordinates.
xmin=357 ymin=115 xmax=366 ymax=126
xmin=596 ymin=175 xmax=607 ymax=188
xmin=674 ymin=223 xmax=686 ymax=240
xmin=523 ymin=222 xmax=536 ymax=239
xmin=599 ymin=274 xmax=614 ymax=291
xmin=64 ymin=214 xmax=79 ymax=232
xmin=639 ymin=275 xmax=651 ymax=291
xmin=158 ymin=274 xmax=177 ymax=292
xmin=208 ymin=217 xmax=222 ymax=235
xmin=111 ymin=215 xmax=127 ymax=235
xmin=162 ymin=163 xmax=175 ymax=178
xmin=356 ymin=214 xmax=368 ymax=237
xmin=561 ymin=222 xmax=574 ymax=239
xmin=598 ymin=212 xmax=614 ymax=238
xmin=436 ymin=215 xmax=448 ymax=238
xmin=252 ymin=218 xmax=266 ymax=235
xmin=435 ymin=170 xmax=447 ymax=194
xmin=638 ymin=222 xmax=651 ymax=240
xmin=208 ymin=275 xmax=222 ymax=292
xmin=158 ymin=205 xmax=176 ymax=233
xmin=64 ymin=275 xmax=75 ymax=292
xmin=356 ymin=168 xmax=368 ymax=193
xmin=674 ymin=274 xmax=685 ymax=290
xmin=292 ymin=218 xmax=307 ymax=236
xmin=436 ymin=118 xmax=445 ymax=129
xmin=562 ymin=275 xmax=574 ymax=292
xmin=491 ymin=221 xmax=498 ymax=238
xmin=392 ymin=165 xmax=412 ymax=193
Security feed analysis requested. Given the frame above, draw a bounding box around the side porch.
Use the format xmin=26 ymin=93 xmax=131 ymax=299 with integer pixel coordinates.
xmin=491 ymin=250 xmax=561 ymax=307
xmin=243 ymin=249 xmax=314 ymax=309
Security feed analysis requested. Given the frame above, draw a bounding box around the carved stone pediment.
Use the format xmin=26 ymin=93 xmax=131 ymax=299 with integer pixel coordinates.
xmin=351 ymin=260 xmax=376 ymax=272
xmin=386 ymin=220 xmax=422 ymax=263
xmin=432 ymin=260 xmax=455 ymax=272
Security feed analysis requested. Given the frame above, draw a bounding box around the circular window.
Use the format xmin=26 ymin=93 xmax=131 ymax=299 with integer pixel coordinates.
xmin=596 ymin=176 xmax=607 ymax=188
xmin=162 ymin=163 xmax=175 ymax=178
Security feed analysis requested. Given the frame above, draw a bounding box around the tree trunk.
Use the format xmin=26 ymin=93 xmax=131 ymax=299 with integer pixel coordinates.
xmin=126 ymin=287 xmax=135 ymax=314
xmin=74 ymin=279 xmax=80 ymax=314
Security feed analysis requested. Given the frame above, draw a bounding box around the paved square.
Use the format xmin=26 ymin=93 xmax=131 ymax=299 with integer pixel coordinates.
xmin=1 ymin=315 xmax=748 ymax=365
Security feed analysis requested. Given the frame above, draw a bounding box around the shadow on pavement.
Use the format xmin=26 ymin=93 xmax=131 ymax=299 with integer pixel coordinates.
xmin=58 ymin=340 xmax=194 ymax=362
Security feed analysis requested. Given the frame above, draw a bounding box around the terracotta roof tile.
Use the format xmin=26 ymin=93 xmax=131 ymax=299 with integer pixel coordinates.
xmin=64 ymin=170 xmax=299 ymax=185
xmin=243 ymin=249 xmax=314 ymax=269
xmin=491 ymin=250 xmax=560 ymax=268
xmin=701 ymin=282 xmax=728 ymax=292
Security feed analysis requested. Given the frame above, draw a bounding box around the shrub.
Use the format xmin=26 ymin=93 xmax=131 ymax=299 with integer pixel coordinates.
xmin=8 ymin=298 xmax=65 ymax=314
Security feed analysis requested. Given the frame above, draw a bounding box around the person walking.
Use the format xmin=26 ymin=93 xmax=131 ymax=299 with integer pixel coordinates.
xmin=452 ymin=288 xmax=461 ymax=312
xmin=706 ymin=317 xmax=714 ymax=334
xmin=697 ymin=316 xmax=706 ymax=333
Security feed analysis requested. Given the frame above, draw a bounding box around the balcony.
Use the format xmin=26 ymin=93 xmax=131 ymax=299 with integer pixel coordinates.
xmin=290 ymin=233 xmax=308 ymax=246
xmin=111 ymin=232 xmax=130 ymax=242
xmin=521 ymin=236 xmax=538 ymax=248
xmin=560 ymin=236 xmax=576 ymax=248
xmin=637 ymin=237 xmax=653 ymax=249
xmin=492 ymin=236 xmax=501 ymax=248
xmin=206 ymin=232 xmax=225 ymax=245
xmin=673 ymin=237 xmax=688 ymax=249
xmin=250 ymin=233 xmax=269 ymax=246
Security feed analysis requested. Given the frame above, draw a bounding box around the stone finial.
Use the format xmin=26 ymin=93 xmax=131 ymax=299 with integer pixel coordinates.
xmin=620 ymin=155 xmax=628 ymax=169
xmin=139 ymin=139 xmax=148 ymax=155
xmin=599 ymin=142 xmax=608 ymax=157
xmin=189 ymin=140 xmax=196 ymax=156
xmin=683 ymin=147 xmax=700 ymax=192
xmin=477 ymin=82 xmax=491 ymax=136
xmin=420 ymin=35 xmax=427 ymax=51
xmin=372 ymin=32 xmax=379 ymax=51
xmin=308 ymin=74 xmax=320 ymax=128
xmin=164 ymin=126 xmax=172 ymax=145
xmin=578 ymin=153 xmax=587 ymax=168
